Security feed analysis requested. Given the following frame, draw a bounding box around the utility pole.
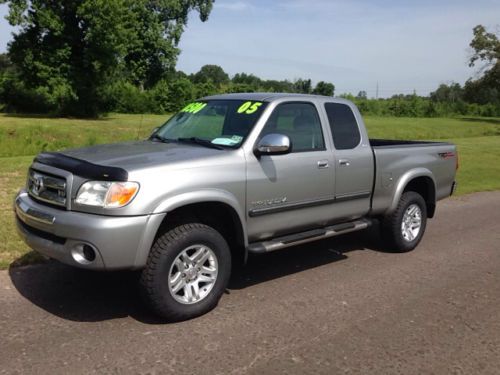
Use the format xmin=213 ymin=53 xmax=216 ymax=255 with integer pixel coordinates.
xmin=376 ymin=81 xmax=379 ymax=99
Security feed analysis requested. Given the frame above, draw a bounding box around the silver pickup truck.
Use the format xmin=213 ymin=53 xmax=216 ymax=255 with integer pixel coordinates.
xmin=14 ymin=93 xmax=457 ymax=320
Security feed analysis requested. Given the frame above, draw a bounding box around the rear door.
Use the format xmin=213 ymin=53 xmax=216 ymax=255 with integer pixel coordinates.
xmin=323 ymin=102 xmax=373 ymax=218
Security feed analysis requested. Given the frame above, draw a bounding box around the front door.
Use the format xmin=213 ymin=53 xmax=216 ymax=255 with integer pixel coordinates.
xmin=246 ymin=101 xmax=335 ymax=241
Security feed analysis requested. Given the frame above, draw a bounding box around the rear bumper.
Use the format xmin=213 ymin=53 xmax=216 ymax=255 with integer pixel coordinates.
xmin=450 ymin=181 xmax=458 ymax=196
xmin=14 ymin=190 xmax=165 ymax=270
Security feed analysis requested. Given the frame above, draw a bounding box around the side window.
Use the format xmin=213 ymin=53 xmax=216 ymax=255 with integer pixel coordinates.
xmin=261 ymin=102 xmax=325 ymax=152
xmin=324 ymin=103 xmax=361 ymax=150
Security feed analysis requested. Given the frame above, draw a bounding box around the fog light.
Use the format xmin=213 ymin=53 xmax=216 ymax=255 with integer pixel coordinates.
xmin=83 ymin=245 xmax=96 ymax=262
xmin=71 ymin=244 xmax=97 ymax=265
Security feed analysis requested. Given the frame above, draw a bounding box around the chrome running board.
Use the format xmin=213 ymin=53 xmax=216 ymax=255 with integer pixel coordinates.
xmin=247 ymin=218 xmax=372 ymax=254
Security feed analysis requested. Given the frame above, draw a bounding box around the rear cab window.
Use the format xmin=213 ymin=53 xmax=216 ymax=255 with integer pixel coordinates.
xmin=324 ymin=103 xmax=361 ymax=150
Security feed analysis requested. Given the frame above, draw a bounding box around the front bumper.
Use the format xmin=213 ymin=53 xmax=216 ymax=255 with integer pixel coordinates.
xmin=14 ymin=190 xmax=165 ymax=270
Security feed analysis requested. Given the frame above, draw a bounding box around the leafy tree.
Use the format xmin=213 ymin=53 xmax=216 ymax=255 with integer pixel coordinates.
xmin=469 ymin=25 xmax=499 ymax=71
xmin=194 ymin=81 xmax=217 ymax=98
xmin=192 ymin=64 xmax=229 ymax=87
xmin=338 ymin=93 xmax=355 ymax=100
xmin=312 ymin=81 xmax=335 ymax=96
xmin=1 ymin=0 xmax=213 ymax=116
xmin=232 ymin=72 xmax=261 ymax=87
xmin=464 ymin=76 xmax=499 ymax=105
xmin=165 ymin=77 xmax=195 ymax=112
xmin=226 ymin=83 xmax=257 ymax=93
xmin=293 ymin=78 xmax=312 ymax=94
xmin=0 ymin=53 xmax=14 ymax=73
xmin=465 ymin=25 xmax=499 ymax=106
xmin=125 ymin=1 xmax=213 ymax=89
xmin=356 ymin=90 xmax=367 ymax=99
xmin=261 ymin=79 xmax=294 ymax=92
xmin=430 ymin=83 xmax=463 ymax=103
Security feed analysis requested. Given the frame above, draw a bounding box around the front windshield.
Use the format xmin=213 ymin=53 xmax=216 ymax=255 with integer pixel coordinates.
xmin=154 ymin=99 xmax=268 ymax=148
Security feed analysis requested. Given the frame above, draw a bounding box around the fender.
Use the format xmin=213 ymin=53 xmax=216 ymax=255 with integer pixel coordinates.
xmin=387 ymin=168 xmax=436 ymax=215
xmin=133 ymin=189 xmax=248 ymax=268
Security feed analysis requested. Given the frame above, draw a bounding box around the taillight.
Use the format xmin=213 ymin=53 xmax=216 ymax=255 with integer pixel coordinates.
xmin=438 ymin=151 xmax=458 ymax=170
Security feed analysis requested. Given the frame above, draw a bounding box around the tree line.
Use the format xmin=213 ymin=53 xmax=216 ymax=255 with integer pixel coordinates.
xmin=0 ymin=0 xmax=498 ymax=117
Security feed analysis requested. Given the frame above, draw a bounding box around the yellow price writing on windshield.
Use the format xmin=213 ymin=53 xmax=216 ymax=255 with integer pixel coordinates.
xmin=237 ymin=101 xmax=263 ymax=114
xmin=181 ymin=102 xmax=207 ymax=114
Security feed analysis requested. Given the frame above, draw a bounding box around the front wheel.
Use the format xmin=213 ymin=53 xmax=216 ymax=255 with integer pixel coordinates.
xmin=381 ymin=191 xmax=427 ymax=252
xmin=140 ymin=223 xmax=231 ymax=321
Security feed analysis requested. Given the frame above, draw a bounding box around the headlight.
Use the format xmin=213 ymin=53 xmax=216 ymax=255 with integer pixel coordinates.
xmin=75 ymin=181 xmax=139 ymax=208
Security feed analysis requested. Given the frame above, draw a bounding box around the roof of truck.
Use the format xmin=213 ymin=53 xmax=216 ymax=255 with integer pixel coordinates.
xmin=201 ymin=92 xmax=339 ymax=102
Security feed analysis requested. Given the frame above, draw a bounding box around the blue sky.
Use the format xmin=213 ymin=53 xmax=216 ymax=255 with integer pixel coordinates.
xmin=1 ymin=0 xmax=499 ymax=97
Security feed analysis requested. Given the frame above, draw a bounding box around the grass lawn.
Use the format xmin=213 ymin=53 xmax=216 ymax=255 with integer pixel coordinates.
xmin=0 ymin=113 xmax=499 ymax=268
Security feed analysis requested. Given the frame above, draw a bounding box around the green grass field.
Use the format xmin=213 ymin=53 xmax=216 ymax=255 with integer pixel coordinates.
xmin=1 ymin=113 xmax=499 ymax=268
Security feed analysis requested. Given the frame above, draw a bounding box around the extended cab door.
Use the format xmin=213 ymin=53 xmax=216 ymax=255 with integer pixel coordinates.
xmin=245 ymin=101 xmax=336 ymax=241
xmin=323 ymin=102 xmax=373 ymax=219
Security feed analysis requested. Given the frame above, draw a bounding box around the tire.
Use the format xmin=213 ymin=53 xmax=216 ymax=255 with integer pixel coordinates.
xmin=381 ymin=191 xmax=427 ymax=252
xmin=140 ymin=223 xmax=231 ymax=321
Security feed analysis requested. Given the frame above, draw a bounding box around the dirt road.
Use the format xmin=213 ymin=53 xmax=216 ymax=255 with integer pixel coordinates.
xmin=1 ymin=191 xmax=499 ymax=374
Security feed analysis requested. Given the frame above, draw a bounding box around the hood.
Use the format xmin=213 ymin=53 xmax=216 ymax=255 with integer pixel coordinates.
xmin=60 ymin=141 xmax=227 ymax=171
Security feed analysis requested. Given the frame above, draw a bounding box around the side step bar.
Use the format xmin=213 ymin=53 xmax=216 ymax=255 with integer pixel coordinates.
xmin=247 ymin=218 xmax=372 ymax=254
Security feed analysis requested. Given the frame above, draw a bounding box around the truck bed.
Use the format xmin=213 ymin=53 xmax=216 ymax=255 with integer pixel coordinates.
xmin=369 ymin=139 xmax=457 ymax=217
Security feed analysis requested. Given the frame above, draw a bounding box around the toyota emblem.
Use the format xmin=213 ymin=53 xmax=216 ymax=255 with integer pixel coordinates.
xmin=33 ymin=176 xmax=44 ymax=195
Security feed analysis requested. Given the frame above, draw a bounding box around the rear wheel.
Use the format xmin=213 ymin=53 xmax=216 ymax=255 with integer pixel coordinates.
xmin=381 ymin=191 xmax=427 ymax=252
xmin=140 ymin=223 xmax=231 ymax=321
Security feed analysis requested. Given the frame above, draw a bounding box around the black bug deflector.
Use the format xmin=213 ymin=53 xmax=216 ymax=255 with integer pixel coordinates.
xmin=34 ymin=152 xmax=129 ymax=181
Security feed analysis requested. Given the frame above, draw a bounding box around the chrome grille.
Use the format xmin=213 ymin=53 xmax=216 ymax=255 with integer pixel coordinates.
xmin=27 ymin=169 xmax=67 ymax=207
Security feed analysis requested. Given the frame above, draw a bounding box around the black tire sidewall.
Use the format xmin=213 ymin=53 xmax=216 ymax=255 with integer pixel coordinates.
xmin=142 ymin=224 xmax=231 ymax=321
xmin=384 ymin=192 xmax=428 ymax=252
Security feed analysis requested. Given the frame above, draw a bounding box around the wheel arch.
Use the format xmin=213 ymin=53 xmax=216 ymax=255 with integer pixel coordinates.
xmin=135 ymin=190 xmax=247 ymax=268
xmin=388 ymin=169 xmax=437 ymax=218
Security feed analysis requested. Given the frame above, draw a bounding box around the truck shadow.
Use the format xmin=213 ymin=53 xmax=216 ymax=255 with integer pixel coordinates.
xmin=8 ymin=225 xmax=385 ymax=324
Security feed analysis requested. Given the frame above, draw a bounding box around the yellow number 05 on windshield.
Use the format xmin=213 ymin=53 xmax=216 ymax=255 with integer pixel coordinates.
xmin=237 ymin=101 xmax=262 ymax=114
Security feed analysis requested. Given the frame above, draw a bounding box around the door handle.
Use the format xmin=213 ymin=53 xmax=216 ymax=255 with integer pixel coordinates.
xmin=339 ymin=159 xmax=350 ymax=166
xmin=317 ymin=160 xmax=329 ymax=169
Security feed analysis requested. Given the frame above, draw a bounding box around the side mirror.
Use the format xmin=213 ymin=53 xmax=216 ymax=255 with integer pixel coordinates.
xmin=255 ymin=133 xmax=291 ymax=157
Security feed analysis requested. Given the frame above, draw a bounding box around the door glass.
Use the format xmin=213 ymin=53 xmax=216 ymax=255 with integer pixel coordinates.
xmin=260 ymin=102 xmax=325 ymax=152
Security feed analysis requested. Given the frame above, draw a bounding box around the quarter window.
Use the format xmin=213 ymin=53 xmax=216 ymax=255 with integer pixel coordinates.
xmin=324 ymin=103 xmax=361 ymax=150
xmin=260 ymin=102 xmax=325 ymax=152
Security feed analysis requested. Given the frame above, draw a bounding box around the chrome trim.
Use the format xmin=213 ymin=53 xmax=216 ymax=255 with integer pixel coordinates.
xmin=248 ymin=191 xmax=371 ymax=217
xmin=255 ymin=133 xmax=291 ymax=155
xmin=334 ymin=191 xmax=371 ymax=202
xmin=317 ymin=160 xmax=329 ymax=169
xmin=401 ymin=204 xmax=422 ymax=242
xmin=27 ymin=169 xmax=67 ymax=207
xmin=167 ymin=244 xmax=218 ymax=304
xmin=249 ymin=196 xmax=336 ymax=217
xmin=15 ymin=196 xmax=55 ymax=225
xmin=248 ymin=219 xmax=372 ymax=253
xmin=338 ymin=159 xmax=350 ymax=167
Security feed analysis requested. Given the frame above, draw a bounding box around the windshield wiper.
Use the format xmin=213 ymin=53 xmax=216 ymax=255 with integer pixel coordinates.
xmin=177 ymin=137 xmax=225 ymax=150
xmin=149 ymin=134 xmax=174 ymax=143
